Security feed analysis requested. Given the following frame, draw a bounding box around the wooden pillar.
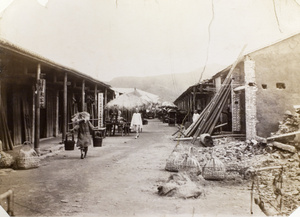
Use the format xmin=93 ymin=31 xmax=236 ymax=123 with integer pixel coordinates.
xmin=94 ymin=84 xmax=98 ymax=126
xmin=82 ymin=80 xmax=85 ymax=112
xmin=104 ymin=88 xmax=108 ymax=105
xmin=62 ymin=72 xmax=67 ymax=143
xmin=0 ymin=79 xmax=1 ymax=107
xmin=53 ymin=75 xmax=59 ymax=137
xmin=34 ymin=63 xmax=41 ymax=154
xmin=193 ymin=86 xmax=196 ymax=111
xmin=54 ymin=90 xmax=59 ymax=137
xmin=32 ymin=85 xmax=35 ymax=145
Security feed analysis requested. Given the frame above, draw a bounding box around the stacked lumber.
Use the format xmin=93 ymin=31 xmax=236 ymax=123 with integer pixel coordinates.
xmin=183 ymin=71 xmax=232 ymax=143
xmin=184 ymin=45 xmax=246 ymax=144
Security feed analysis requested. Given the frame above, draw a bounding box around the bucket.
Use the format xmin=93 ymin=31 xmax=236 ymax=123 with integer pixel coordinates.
xmin=93 ymin=137 xmax=103 ymax=147
xmin=64 ymin=133 xmax=75 ymax=150
xmin=93 ymin=131 xmax=103 ymax=147
xmin=199 ymin=133 xmax=213 ymax=147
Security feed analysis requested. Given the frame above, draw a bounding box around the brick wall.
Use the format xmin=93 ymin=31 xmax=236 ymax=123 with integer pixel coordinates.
xmin=244 ymin=56 xmax=257 ymax=140
xmin=231 ymin=68 xmax=242 ymax=132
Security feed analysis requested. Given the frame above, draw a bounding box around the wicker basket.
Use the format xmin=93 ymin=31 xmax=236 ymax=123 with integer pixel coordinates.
xmin=15 ymin=156 xmax=40 ymax=169
xmin=202 ymin=156 xmax=226 ymax=180
xmin=15 ymin=142 xmax=40 ymax=170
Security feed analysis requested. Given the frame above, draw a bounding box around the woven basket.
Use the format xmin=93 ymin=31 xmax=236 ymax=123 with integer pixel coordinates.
xmin=165 ymin=152 xmax=182 ymax=172
xmin=16 ymin=156 xmax=40 ymax=169
xmin=15 ymin=142 xmax=40 ymax=170
xmin=202 ymin=156 xmax=226 ymax=180
xmin=0 ymin=151 xmax=14 ymax=168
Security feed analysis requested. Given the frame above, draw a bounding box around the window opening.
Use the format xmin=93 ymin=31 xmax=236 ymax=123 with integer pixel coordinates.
xmin=276 ymin=83 xmax=285 ymax=89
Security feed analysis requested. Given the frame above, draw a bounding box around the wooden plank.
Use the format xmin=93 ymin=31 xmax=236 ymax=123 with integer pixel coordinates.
xmin=189 ymin=45 xmax=247 ymax=143
xmin=266 ymin=131 xmax=300 ymax=141
xmin=270 ymin=141 xmax=297 ymax=153
xmin=174 ymin=134 xmax=246 ymax=141
xmin=214 ymin=123 xmax=228 ymax=129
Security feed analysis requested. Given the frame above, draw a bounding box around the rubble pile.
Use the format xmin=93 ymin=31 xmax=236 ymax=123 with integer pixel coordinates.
xmin=250 ymin=139 xmax=300 ymax=216
xmin=247 ymin=111 xmax=300 ymax=216
xmin=167 ymin=138 xmax=266 ymax=181
xmin=197 ymin=138 xmax=266 ymax=180
xmin=274 ymin=110 xmax=299 ymax=135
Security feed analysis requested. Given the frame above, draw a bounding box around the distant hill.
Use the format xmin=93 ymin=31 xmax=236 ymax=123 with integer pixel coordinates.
xmin=108 ymin=65 xmax=225 ymax=102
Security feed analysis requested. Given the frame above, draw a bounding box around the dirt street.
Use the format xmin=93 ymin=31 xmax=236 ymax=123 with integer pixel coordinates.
xmin=0 ymin=119 xmax=265 ymax=217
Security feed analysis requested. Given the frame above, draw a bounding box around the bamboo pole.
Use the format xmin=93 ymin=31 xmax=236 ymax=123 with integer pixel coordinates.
xmin=266 ymin=131 xmax=300 ymax=141
xmin=189 ymin=45 xmax=247 ymax=143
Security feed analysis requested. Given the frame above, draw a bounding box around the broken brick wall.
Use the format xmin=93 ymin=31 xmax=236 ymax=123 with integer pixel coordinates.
xmin=247 ymin=33 xmax=300 ymax=137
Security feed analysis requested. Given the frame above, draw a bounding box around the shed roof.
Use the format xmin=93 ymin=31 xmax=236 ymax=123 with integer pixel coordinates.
xmin=0 ymin=37 xmax=111 ymax=89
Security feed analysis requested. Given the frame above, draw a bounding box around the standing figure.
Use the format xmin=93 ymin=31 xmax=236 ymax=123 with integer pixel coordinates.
xmin=71 ymin=112 xmax=96 ymax=159
xmin=192 ymin=110 xmax=200 ymax=123
xmin=130 ymin=108 xmax=143 ymax=139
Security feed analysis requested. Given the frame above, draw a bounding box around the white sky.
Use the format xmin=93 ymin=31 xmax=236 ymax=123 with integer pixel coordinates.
xmin=1 ymin=0 xmax=300 ymax=82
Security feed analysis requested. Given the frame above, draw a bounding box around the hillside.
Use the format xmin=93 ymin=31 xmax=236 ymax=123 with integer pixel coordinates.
xmin=108 ymin=66 xmax=224 ymax=102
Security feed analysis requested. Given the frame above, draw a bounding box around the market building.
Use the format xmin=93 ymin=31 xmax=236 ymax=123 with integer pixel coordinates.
xmin=0 ymin=38 xmax=114 ymax=153
xmin=176 ymin=33 xmax=300 ymax=140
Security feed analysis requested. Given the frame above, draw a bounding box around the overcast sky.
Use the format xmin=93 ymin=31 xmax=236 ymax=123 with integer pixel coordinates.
xmin=1 ymin=0 xmax=300 ymax=82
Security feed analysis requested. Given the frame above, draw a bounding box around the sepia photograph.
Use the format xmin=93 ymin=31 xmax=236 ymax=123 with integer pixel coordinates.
xmin=1 ymin=0 xmax=300 ymax=216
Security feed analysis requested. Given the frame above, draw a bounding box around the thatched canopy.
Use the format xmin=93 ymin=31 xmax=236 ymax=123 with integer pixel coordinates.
xmin=106 ymin=90 xmax=149 ymax=110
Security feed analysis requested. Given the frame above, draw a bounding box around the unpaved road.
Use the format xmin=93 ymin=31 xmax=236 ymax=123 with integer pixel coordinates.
xmin=0 ymin=119 xmax=265 ymax=217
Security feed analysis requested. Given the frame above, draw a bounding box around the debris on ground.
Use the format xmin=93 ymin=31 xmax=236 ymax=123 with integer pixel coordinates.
xmin=157 ymin=172 xmax=205 ymax=199
xmin=165 ymin=118 xmax=300 ymax=216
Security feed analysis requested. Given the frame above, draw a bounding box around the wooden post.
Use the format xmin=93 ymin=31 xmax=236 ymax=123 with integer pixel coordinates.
xmin=104 ymin=88 xmax=108 ymax=105
xmin=82 ymin=80 xmax=85 ymax=112
xmin=62 ymin=72 xmax=67 ymax=143
xmin=94 ymin=84 xmax=98 ymax=126
xmin=54 ymin=90 xmax=59 ymax=137
xmin=53 ymin=74 xmax=59 ymax=137
xmin=34 ymin=63 xmax=41 ymax=154
xmin=0 ymin=79 xmax=1 ymax=107
xmin=193 ymin=86 xmax=196 ymax=112
xmin=32 ymin=85 xmax=35 ymax=145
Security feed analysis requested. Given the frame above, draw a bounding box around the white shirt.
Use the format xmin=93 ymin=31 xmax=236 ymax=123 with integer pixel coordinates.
xmin=131 ymin=113 xmax=143 ymax=127
xmin=193 ymin=113 xmax=200 ymax=123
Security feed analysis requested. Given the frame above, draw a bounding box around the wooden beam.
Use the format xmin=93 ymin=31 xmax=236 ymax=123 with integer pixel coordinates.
xmin=193 ymin=86 xmax=196 ymax=111
xmin=214 ymin=123 xmax=228 ymax=129
xmin=94 ymin=84 xmax=98 ymax=126
xmin=62 ymin=72 xmax=67 ymax=143
xmin=54 ymin=90 xmax=59 ymax=137
xmin=266 ymin=131 xmax=300 ymax=141
xmin=34 ymin=63 xmax=41 ymax=154
xmin=82 ymin=80 xmax=85 ymax=111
